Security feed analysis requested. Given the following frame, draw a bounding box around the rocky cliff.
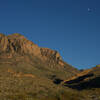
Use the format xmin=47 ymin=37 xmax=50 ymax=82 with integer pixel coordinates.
xmin=0 ymin=33 xmax=70 ymax=68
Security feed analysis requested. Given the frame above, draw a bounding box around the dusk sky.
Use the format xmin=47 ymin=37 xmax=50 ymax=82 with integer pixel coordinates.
xmin=0 ymin=0 xmax=100 ymax=69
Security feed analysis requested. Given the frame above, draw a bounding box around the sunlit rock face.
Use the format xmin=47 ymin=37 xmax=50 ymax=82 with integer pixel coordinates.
xmin=0 ymin=33 xmax=40 ymax=55
xmin=0 ymin=33 xmax=64 ymax=66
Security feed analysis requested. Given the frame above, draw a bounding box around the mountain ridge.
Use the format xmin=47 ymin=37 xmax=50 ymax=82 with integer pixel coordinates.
xmin=0 ymin=33 xmax=100 ymax=100
xmin=0 ymin=33 xmax=78 ymax=71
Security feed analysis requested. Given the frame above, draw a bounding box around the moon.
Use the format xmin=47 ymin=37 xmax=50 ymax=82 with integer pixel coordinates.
xmin=88 ymin=8 xmax=92 ymax=12
xmin=88 ymin=8 xmax=96 ymax=12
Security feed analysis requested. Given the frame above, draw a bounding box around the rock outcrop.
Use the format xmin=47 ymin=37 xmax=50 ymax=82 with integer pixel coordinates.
xmin=0 ymin=33 xmax=64 ymax=66
xmin=0 ymin=33 xmax=40 ymax=56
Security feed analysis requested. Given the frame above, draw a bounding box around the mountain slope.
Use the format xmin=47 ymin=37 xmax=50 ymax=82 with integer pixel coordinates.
xmin=0 ymin=33 xmax=80 ymax=100
xmin=0 ymin=33 xmax=79 ymax=79
xmin=62 ymin=65 xmax=100 ymax=100
xmin=63 ymin=65 xmax=100 ymax=88
xmin=0 ymin=33 xmax=100 ymax=100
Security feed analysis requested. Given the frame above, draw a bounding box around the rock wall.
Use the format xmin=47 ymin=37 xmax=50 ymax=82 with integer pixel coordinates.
xmin=0 ymin=33 xmax=64 ymax=66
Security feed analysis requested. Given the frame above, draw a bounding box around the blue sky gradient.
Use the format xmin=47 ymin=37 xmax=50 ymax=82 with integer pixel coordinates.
xmin=0 ymin=0 xmax=100 ymax=69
